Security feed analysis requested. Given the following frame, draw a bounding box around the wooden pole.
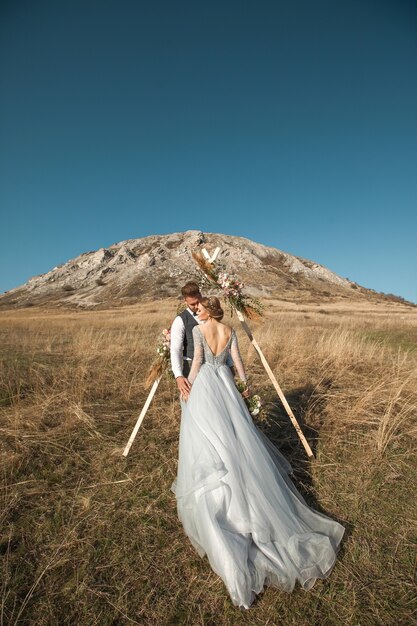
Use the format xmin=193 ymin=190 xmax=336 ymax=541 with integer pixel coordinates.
xmin=202 ymin=247 xmax=220 ymax=263
xmin=199 ymin=247 xmax=314 ymax=459
xmin=235 ymin=310 xmax=314 ymax=458
xmin=123 ymin=376 xmax=162 ymax=457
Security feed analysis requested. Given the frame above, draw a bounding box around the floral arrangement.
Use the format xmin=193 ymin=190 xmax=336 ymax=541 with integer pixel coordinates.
xmin=192 ymin=252 xmax=263 ymax=319
xmin=235 ymin=378 xmax=266 ymax=420
xmin=146 ymin=326 xmax=174 ymax=387
xmin=247 ymin=394 xmax=263 ymax=417
xmin=158 ymin=328 xmax=171 ymax=357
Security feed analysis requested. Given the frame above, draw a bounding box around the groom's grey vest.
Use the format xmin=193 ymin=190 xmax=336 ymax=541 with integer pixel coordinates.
xmin=180 ymin=310 xmax=199 ymax=376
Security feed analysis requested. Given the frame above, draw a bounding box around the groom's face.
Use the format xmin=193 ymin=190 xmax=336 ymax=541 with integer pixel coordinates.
xmin=185 ymin=295 xmax=201 ymax=313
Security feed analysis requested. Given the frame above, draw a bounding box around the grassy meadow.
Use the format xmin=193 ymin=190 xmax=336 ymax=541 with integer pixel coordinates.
xmin=1 ymin=299 xmax=416 ymax=626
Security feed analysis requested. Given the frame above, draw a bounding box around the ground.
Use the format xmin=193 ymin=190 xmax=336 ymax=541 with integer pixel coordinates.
xmin=1 ymin=299 xmax=416 ymax=625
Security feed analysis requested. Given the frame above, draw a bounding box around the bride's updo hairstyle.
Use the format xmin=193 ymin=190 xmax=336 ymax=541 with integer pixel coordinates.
xmin=200 ymin=296 xmax=224 ymax=321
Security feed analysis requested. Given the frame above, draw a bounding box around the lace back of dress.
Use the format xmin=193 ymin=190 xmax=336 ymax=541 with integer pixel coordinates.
xmin=188 ymin=326 xmax=247 ymax=384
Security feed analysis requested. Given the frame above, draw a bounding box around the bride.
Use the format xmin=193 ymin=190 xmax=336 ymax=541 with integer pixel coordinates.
xmin=171 ymin=296 xmax=344 ymax=609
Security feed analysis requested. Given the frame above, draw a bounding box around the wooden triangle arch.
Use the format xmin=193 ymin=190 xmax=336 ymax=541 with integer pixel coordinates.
xmin=123 ymin=246 xmax=314 ymax=458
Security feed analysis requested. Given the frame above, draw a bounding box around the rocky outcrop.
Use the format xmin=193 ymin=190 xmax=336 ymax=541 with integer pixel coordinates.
xmin=0 ymin=230 xmax=407 ymax=308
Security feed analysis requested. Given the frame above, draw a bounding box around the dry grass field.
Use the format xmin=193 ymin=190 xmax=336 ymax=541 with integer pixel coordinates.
xmin=1 ymin=299 xmax=416 ymax=626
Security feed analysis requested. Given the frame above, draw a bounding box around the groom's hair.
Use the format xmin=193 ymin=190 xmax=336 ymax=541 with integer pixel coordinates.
xmin=181 ymin=282 xmax=201 ymax=298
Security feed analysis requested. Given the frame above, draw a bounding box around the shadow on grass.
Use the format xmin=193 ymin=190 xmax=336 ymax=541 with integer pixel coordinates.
xmin=256 ymin=383 xmax=353 ymax=543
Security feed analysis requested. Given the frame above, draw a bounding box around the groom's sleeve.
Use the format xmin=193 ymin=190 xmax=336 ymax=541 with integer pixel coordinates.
xmin=170 ymin=315 xmax=185 ymax=378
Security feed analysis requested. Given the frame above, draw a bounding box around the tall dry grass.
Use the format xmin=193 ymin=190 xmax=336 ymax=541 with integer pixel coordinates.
xmin=1 ymin=301 xmax=416 ymax=625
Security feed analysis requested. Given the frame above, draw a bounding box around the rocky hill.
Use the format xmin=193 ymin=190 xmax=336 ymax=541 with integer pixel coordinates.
xmin=0 ymin=231 xmax=412 ymax=309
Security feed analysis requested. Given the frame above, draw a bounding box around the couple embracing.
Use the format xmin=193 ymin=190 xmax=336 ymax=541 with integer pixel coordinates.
xmin=170 ymin=281 xmax=248 ymax=402
xmin=169 ymin=281 xmax=344 ymax=610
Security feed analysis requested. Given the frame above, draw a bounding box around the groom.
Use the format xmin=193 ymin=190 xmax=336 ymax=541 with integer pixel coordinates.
xmin=170 ymin=281 xmax=202 ymax=398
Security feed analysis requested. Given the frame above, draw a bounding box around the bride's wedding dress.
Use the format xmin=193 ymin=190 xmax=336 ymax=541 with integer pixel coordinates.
xmin=171 ymin=326 xmax=344 ymax=609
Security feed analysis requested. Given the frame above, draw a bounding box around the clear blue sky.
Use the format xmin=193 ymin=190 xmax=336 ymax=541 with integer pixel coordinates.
xmin=1 ymin=0 xmax=416 ymax=302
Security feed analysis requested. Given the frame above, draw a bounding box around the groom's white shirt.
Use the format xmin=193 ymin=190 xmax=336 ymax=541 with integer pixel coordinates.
xmin=170 ymin=308 xmax=202 ymax=379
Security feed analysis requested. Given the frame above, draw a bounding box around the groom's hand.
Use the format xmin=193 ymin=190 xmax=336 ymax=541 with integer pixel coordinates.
xmin=176 ymin=376 xmax=191 ymax=396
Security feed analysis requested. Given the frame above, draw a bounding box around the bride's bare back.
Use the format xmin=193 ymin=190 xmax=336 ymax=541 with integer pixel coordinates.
xmin=199 ymin=321 xmax=232 ymax=356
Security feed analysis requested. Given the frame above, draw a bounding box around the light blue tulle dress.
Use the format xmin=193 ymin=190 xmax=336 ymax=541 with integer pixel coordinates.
xmin=171 ymin=325 xmax=344 ymax=609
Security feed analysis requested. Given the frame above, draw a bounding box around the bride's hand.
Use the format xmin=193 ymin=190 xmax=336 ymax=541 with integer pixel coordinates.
xmin=181 ymin=385 xmax=192 ymax=402
xmin=241 ymin=385 xmax=251 ymax=399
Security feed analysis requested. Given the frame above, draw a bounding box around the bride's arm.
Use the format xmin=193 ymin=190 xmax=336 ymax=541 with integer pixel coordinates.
xmin=187 ymin=326 xmax=204 ymax=387
xmin=230 ymin=329 xmax=248 ymax=385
